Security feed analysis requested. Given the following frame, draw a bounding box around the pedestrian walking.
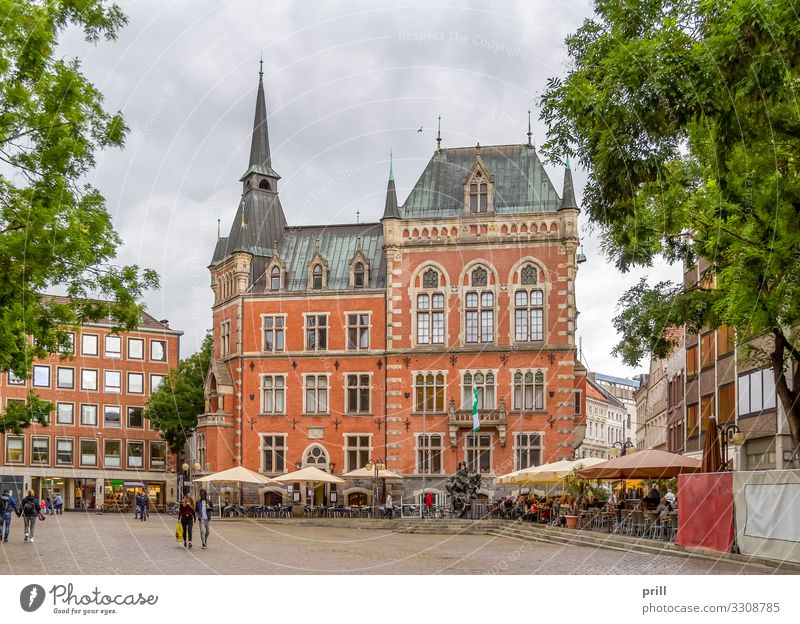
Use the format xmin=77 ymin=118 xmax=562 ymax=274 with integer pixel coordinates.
xmin=134 ymin=493 xmax=142 ymax=519
xmin=382 ymin=493 xmax=394 ymax=519
xmin=195 ymin=490 xmax=212 ymax=549
xmin=54 ymin=494 xmax=63 ymax=515
xmin=1 ymin=490 xmax=20 ymax=543
xmin=178 ymin=494 xmax=196 ymax=548
xmin=20 ymin=489 xmax=41 ymax=543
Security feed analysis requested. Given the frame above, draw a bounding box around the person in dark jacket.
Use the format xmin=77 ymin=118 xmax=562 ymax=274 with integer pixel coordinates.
xmin=195 ymin=490 xmax=212 ymax=549
xmin=1 ymin=490 xmax=20 ymax=543
xmin=178 ymin=494 xmax=196 ymax=548
xmin=20 ymin=489 xmax=40 ymax=543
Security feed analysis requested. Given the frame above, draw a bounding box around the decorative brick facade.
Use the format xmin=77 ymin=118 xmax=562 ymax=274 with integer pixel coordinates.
xmin=201 ymin=71 xmax=587 ymax=507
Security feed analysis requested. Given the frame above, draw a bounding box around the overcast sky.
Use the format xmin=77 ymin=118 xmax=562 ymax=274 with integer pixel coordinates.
xmin=61 ymin=0 xmax=679 ymax=377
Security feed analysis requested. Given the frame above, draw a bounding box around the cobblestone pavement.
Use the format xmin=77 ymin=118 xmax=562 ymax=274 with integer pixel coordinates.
xmin=0 ymin=513 xmax=784 ymax=575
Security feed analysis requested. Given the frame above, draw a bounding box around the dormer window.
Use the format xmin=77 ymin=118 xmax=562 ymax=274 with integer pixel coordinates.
xmin=354 ymin=262 xmax=365 ymax=288
xmin=312 ymin=264 xmax=323 ymax=289
xmin=464 ymin=160 xmax=494 ymax=214
xmin=470 ymin=172 xmax=488 ymax=213
xmin=270 ymin=266 xmax=281 ymax=291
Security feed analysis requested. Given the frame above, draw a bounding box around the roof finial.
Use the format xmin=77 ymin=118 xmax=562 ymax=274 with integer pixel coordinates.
xmin=527 ymin=109 xmax=532 ymax=147
xmin=356 ymin=208 xmax=360 ymax=224
xmin=389 ymin=149 xmax=394 ymax=181
xmin=259 ymin=52 xmax=263 ymax=79
xmin=217 ymin=218 xmax=221 ymax=238
xmin=436 ymin=115 xmax=442 ymax=152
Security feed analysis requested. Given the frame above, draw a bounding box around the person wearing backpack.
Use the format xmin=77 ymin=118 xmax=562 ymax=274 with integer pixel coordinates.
xmin=20 ymin=489 xmax=40 ymax=543
xmin=1 ymin=489 xmax=19 ymax=543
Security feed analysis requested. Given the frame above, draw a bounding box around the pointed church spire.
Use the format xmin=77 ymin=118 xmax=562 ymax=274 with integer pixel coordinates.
xmin=382 ymin=151 xmax=401 ymax=220
xmin=559 ymin=156 xmax=578 ymax=211
xmin=240 ymin=61 xmax=280 ymax=184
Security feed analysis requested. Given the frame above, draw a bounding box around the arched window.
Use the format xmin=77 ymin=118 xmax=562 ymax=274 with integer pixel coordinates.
xmin=471 ymin=267 xmax=488 ymax=287
xmin=259 ymin=179 xmax=271 ymax=190
xmin=520 ymin=264 xmax=537 ymax=285
xmin=422 ymin=268 xmax=439 ymax=289
xmin=462 ymin=370 xmax=496 ymax=409
xmin=304 ymin=445 xmax=328 ymax=467
xmin=513 ymin=370 xmax=545 ymax=410
xmin=312 ymin=264 xmax=323 ymax=289
xmin=270 ymin=266 xmax=281 ymax=291
xmin=353 ymin=262 xmax=365 ymax=288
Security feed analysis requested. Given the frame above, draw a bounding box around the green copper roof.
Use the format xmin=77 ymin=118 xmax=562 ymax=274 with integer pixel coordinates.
xmin=401 ymin=144 xmax=561 ymax=218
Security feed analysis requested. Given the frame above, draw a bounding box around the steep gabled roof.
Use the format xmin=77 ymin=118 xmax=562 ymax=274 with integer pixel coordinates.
xmin=402 ymin=144 xmax=561 ymax=218
xmin=279 ymin=223 xmax=386 ymax=291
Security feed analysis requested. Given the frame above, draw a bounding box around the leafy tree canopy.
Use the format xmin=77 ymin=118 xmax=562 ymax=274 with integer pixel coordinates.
xmin=0 ymin=0 xmax=158 ymax=380
xmin=540 ymin=0 xmax=800 ymax=450
xmin=145 ymin=334 xmax=212 ymax=458
xmin=0 ymin=390 xmax=53 ymax=434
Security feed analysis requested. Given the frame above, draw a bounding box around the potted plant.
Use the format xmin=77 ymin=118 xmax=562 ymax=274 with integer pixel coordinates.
xmin=562 ymin=467 xmax=604 ymax=529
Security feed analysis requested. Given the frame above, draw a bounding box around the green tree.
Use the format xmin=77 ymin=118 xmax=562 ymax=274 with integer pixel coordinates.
xmin=145 ymin=334 xmax=213 ymax=465
xmin=540 ymin=0 xmax=800 ymax=454
xmin=0 ymin=1 xmax=158 ymax=382
xmin=0 ymin=390 xmax=53 ymax=434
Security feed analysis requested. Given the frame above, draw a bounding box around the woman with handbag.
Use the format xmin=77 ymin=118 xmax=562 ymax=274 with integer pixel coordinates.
xmin=20 ymin=489 xmax=41 ymax=543
xmin=178 ymin=494 xmax=196 ymax=548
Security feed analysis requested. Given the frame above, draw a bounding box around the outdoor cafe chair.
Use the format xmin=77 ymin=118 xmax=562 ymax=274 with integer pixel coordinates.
xmin=629 ymin=510 xmax=646 ymax=537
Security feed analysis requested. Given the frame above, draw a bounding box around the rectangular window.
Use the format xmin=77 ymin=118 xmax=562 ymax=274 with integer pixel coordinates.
xmin=305 ymin=315 xmax=328 ymax=351
xmin=104 ymin=370 xmax=122 ymax=393
xmin=414 ymin=372 xmax=445 ymax=412
xmin=416 ymin=293 xmax=444 ymax=345
xmin=346 ymin=313 xmax=370 ymax=350
xmin=465 ymin=433 xmax=492 ymax=474
xmin=304 ymin=375 xmax=328 ymax=413
xmin=416 ymin=434 xmax=442 ymax=474
xmin=687 ymin=403 xmax=699 ymax=437
xmin=700 ymin=332 xmax=715 ymax=369
xmin=738 ymin=368 xmax=777 ymax=416
xmin=462 ymin=371 xmax=496 ymax=410
xmin=150 ymin=340 xmax=167 ymax=361
xmin=103 ymin=405 xmax=121 ymax=428
xmin=103 ymin=440 xmax=121 ymax=468
xmin=7 ymin=370 xmax=24 ymax=385
xmin=80 ymin=439 xmax=97 ymax=466
xmin=686 ymin=345 xmax=698 ymax=377
xmin=345 ymin=435 xmax=371 ymax=472
xmin=31 ymin=437 xmax=49 ymax=464
xmin=514 ymin=289 xmax=544 ymax=342
xmin=150 ymin=442 xmax=166 ymax=470
xmin=60 ymin=332 xmax=75 ymax=355
xmin=197 ymin=433 xmax=206 ymax=471
xmin=57 ymin=366 xmax=75 ymax=389
xmin=128 ymin=338 xmax=144 ymax=360
xmin=346 ymin=374 xmax=371 ymax=414
xmin=127 ymin=407 xmax=144 ymax=429
xmin=515 ymin=433 xmax=542 ymax=470
xmin=128 ymin=372 xmax=144 ymax=394
xmin=105 ymin=335 xmax=122 ymax=358
xmin=262 ymin=316 xmax=285 ymax=352
xmin=717 ymin=325 xmax=735 ymax=357
xmin=56 ymin=402 xmax=74 ymax=425
xmin=150 ymin=374 xmax=165 ymax=393
xmin=80 ymin=404 xmax=98 ymax=426
xmin=33 ymin=365 xmax=50 ymax=388
xmin=700 ymin=394 xmax=715 ymax=435
xmin=127 ymin=442 xmax=144 ymax=469
xmin=5 ymin=436 xmax=24 ymax=463
xmin=261 ymin=435 xmax=286 ymax=473
xmin=261 ymin=375 xmax=286 ymax=414
xmin=56 ymin=438 xmax=73 ymax=466
xmin=574 ymin=390 xmax=582 ymax=416
xmin=220 ymin=321 xmax=230 ymax=356
xmin=81 ymin=369 xmax=98 ymax=391
xmin=513 ymin=370 xmax=545 ymax=411
xmin=81 ymin=333 xmax=98 ymax=356
xmin=718 ymin=382 xmax=736 ymax=425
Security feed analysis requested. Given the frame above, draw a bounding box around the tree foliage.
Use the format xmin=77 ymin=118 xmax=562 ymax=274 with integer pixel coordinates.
xmin=0 ymin=0 xmax=158 ymax=380
xmin=145 ymin=334 xmax=212 ymax=459
xmin=540 ymin=0 xmax=800 ymax=451
xmin=0 ymin=390 xmax=53 ymax=434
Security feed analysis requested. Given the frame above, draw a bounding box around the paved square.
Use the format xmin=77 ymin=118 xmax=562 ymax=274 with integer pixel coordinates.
xmin=0 ymin=513 xmax=784 ymax=575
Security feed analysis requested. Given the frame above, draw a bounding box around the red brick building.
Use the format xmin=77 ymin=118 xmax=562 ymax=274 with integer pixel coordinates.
xmin=200 ymin=70 xmax=587 ymax=507
xmin=0 ymin=300 xmax=182 ymax=509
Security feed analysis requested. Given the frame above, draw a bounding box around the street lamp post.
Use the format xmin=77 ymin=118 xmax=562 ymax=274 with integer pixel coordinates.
xmin=609 ymin=438 xmax=634 ymax=498
xmin=719 ymin=424 xmax=745 ymax=471
xmin=181 ymin=460 xmax=202 ymax=499
xmin=364 ymin=458 xmax=385 ymax=518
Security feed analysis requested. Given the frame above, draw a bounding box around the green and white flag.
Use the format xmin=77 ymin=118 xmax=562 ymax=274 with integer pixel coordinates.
xmin=471 ymin=386 xmax=480 ymax=432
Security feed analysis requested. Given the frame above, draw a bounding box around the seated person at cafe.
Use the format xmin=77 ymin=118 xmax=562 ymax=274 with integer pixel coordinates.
xmin=642 ymin=486 xmax=661 ymax=509
xmin=655 ymin=497 xmax=672 ymax=522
